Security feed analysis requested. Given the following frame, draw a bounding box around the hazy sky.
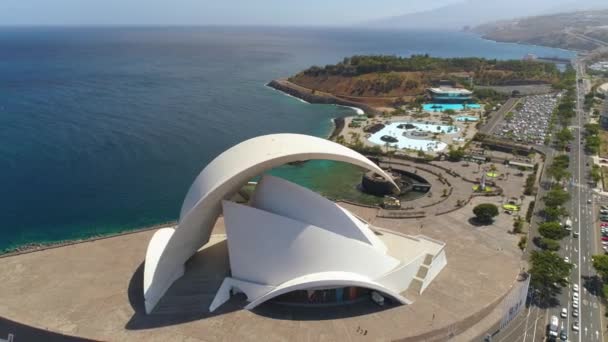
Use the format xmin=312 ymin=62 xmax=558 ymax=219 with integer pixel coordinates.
xmin=1 ymin=0 xmax=463 ymax=26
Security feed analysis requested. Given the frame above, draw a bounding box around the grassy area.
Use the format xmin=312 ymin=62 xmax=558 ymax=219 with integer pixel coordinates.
xmin=600 ymin=130 xmax=608 ymax=159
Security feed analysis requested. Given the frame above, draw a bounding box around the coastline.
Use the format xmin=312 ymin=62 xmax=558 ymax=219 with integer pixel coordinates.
xmin=267 ymin=79 xmax=371 ymax=141
xmin=0 ymin=221 xmax=177 ymax=258
xmin=329 ymin=117 xmax=346 ymax=141
xmin=266 ymin=79 xmax=379 ymax=115
xmin=3 ymin=82 xmax=359 ymax=256
xmin=468 ymin=31 xmax=579 ymax=56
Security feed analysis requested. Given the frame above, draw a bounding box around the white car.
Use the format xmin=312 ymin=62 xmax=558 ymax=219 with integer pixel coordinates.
xmin=561 ymin=307 xmax=568 ymax=318
xmin=573 ymin=284 xmax=579 ymax=292
xmin=572 ymin=321 xmax=580 ymax=332
xmin=573 ymin=301 xmax=579 ymax=309
xmin=564 ymin=256 xmax=570 ymax=264
xmin=573 ymin=293 xmax=579 ymax=301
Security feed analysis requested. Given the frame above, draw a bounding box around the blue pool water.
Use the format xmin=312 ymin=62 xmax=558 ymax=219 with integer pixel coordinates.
xmin=368 ymin=122 xmax=459 ymax=151
xmin=423 ymin=103 xmax=481 ymax=112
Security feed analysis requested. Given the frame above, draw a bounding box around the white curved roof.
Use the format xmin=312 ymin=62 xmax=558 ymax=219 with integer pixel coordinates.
xmin=222 ymin=199 xmax=399 ymax=286
xmin=143 ymin=134 xmax=398 ymax=313
xmin=251 ymin=175 xmax=387 ymax=252
xmin=244 ymin=271 xmax=409 ymax=310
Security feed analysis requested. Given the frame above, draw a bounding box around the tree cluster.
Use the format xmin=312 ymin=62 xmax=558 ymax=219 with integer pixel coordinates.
xmin=301 ymin=55 xmax=560 ymax=86
xmin=529 ymin=250 xmax=573 ymax=301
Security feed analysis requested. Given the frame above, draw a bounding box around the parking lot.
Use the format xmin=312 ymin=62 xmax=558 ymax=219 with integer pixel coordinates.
xmin=494 ymin=94 xmax=559 ymax=145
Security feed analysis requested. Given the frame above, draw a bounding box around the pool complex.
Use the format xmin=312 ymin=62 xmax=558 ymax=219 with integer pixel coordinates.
xmin=368 ymin=122 xmax=459 ymax=152
xmin=455 ymin=115 xmax=479 ymax=122
xmin=423 ymin=103 xmax=481 ymax=112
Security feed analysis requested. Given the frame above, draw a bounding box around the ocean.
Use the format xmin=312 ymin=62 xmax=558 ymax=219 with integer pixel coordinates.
xmin=0 ymin=26 xmax=574 ymax=251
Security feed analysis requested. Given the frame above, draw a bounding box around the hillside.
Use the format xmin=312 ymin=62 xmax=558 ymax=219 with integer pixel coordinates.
xmin=287 ymin=55 xmax=561 ymax=102
xmin=365 ymin=0 xmax=608 ymax=30
xmin=474 ymin=10 xmax=608 ymax=51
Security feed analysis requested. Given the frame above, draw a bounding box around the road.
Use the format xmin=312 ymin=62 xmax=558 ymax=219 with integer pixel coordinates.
xmin=480 ymin=97 xmax=520 ymax=136
xmin=492 ymin=59 xmax=606 ymax=342
xmin=544 ymin=59 xmax=604 ymax=342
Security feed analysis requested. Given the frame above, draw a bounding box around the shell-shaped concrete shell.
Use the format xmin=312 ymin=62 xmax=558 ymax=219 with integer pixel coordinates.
xmin=143 ymin=134 xmax=397 ymax=313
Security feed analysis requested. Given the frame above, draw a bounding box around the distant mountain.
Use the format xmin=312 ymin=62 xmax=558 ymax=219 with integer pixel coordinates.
xmin=474 ymin=10 xmax=608 ymax=51
xmin=365 ymin=0 xmax=608 ymax=30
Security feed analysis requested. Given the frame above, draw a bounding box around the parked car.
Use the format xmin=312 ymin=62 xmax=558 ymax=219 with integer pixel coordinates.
xmin=602 ymin=237 xmax=608 ymax=241
xmin=561 ymin=307 xmax=568 ymax=318
xmin=572 ymin=321 xmax=580 ymax=332
xmin=560 ymin=329 xmax=568 ymax=341
xmin=572 ymin=308 xmax=579 ymax=317
xmin=573 ymin=284 xmax=579 ymax=292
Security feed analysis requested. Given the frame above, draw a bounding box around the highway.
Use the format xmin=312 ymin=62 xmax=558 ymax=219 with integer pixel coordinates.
xmin=493 ymin=59 xmax=606 ymax=342
xmin=544 ymin=60 xmax=604 ymax=342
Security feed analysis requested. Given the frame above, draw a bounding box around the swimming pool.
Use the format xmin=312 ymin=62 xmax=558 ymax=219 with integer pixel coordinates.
xmin=423 ymin=103 xmax=481 ymax=112
xmin=455 ymin=115 xmax=479 ymax=122
xmin=367 ymin=122 xmax=459 ymax=152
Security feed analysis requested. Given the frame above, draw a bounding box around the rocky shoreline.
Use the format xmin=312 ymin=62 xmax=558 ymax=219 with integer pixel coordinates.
xmin=267 ymin=79 xmax=379 ymax=115
xmin=0 ymin=221 xmax=177 ymax=258
xmin=268 ymin=78 xmax=376 ymax=141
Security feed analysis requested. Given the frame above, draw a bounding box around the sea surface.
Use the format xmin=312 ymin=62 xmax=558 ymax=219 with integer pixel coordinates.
xmin=0 ymin=26 xmax=574 ymax=251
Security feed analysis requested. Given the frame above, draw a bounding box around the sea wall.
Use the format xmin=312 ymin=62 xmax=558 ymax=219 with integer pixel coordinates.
xmin=267 ymin=79 xmax=380 ymax=115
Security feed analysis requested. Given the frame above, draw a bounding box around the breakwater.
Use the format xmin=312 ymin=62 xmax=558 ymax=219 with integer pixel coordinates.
xmin=267 ymin=79 xmax=379 ymax=115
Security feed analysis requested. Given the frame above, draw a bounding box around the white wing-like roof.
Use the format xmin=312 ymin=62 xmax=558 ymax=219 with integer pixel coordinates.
xmin=250 ymin=175 xmax=387 ymax=253
xmin=222 ymin=200 xmax=399 ymax=286
xmin=143 ymin=134 xmax=398 ymax=313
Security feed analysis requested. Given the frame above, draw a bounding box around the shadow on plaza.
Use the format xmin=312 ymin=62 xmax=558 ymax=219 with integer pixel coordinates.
xmin=125 ymin=240 xmax=242 ymax=330
xmin=125 ymin=240 xmax=390 ymax=329
xmin=468 ymin=217 xmax=495 ymax=227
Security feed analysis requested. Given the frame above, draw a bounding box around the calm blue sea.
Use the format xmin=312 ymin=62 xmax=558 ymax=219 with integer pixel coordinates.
xmin=0 ymin=26 xmax=574 ymax=251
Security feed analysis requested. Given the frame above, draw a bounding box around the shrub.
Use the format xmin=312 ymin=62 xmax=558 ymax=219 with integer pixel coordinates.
xmin=526 ymin=201 xmax=535 ymax=223
xmin=473 ymin=203 xmax=499 ymax=224
xmin=518 ymin=236 xmax=527 ymax=251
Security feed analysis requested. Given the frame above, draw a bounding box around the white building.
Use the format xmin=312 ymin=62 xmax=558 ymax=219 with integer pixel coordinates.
xmin=143 ymin=134 xmax=447 ymax=313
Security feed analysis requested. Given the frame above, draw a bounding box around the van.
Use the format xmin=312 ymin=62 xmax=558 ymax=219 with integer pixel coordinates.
xmin=549 ymin=315 xmax=559 ymax=337
xmin=564 ymin=218 xmax=572 ymax=231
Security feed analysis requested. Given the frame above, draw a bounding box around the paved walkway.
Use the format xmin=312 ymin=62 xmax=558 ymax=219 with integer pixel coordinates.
xmin=0 ymin=196 xmax=523 ymax=341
